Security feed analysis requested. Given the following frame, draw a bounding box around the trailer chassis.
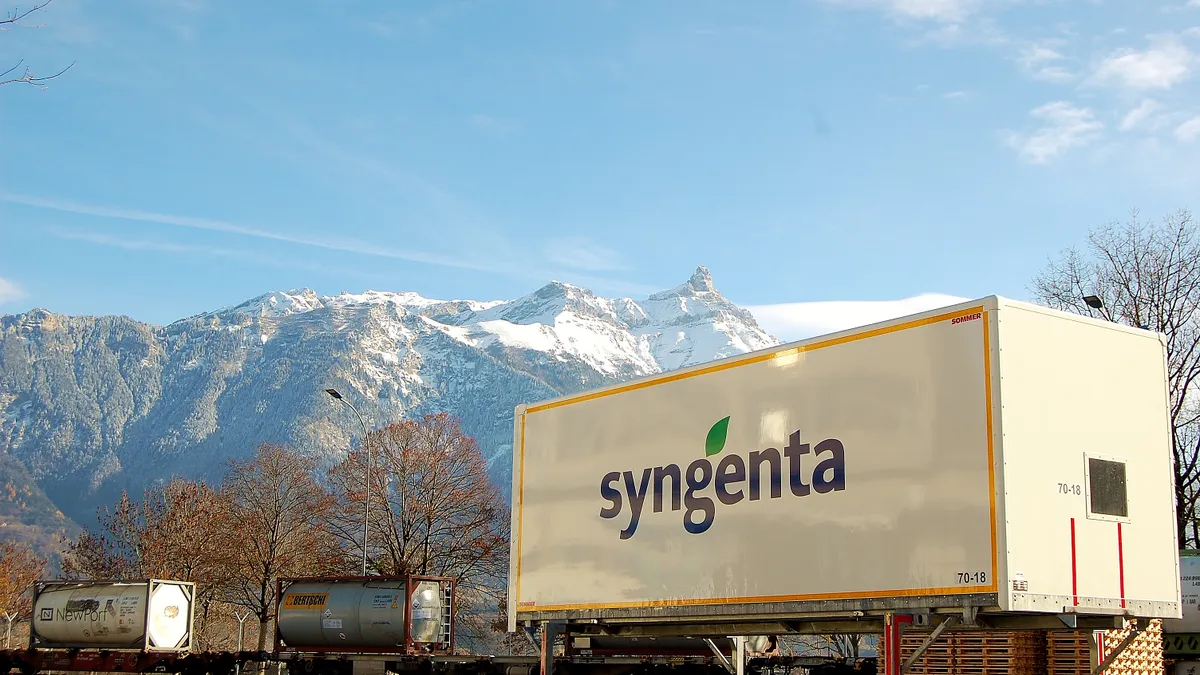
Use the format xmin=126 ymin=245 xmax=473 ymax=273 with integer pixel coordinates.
xmin=0 ymin=649 xmax=857 ymax=675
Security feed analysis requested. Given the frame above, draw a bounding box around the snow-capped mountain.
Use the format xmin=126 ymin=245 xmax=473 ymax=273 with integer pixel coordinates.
xmin=0 ymin=266 xmax=779 ymax=531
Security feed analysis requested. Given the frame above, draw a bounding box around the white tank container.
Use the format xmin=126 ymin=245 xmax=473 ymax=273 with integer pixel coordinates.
xmin=276 ymin=578 xmax=448 ymax=651
xmin=30 ymin=580 xmax=195 ymax=652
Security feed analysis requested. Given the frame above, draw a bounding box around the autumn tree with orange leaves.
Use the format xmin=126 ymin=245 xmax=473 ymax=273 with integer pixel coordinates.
xmin=62 ymin=478 xmax=234 ymax=647
xmin=326 ymin=413 xmax=509 ymax=651
xmin=60 ymin=416 xmax=510 ymax=652
xmin=63 ymin=479 xmax=227 ymax=581
xmin=0 ymin=540 xmax=46 ymax=624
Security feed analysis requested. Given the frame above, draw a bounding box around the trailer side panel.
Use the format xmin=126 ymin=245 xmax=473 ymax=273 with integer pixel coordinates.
xmin=512 ymin=301 xmax=1000 ymax=622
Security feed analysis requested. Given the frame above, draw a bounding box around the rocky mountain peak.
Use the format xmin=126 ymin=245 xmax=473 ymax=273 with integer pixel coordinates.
xmin=646 ymin=265 xmax=725 ymax=302
xmin=688 ymin=265 xmax=715 ymax=294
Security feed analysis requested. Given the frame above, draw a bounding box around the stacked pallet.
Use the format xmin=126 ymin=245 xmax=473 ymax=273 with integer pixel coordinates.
xmin=899 ymin=631 xmax=1046 ymax=675
xmin=1046 ymin=629 xmax=1092 ymax=675
xmin=1046 ymin=619 xmax=1165 ymax=675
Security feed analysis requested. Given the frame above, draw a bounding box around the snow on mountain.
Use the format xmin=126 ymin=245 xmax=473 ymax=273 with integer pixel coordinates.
xmin=0 ymin=266 xmax=780 ymax=529
xmin=212 ymin=288 xmax=505 ymax=320
xmin=220 ymin=289 xmax=326 ymax=318
xmin=213 ymin=266 xmax=775 ymax=382
xmin=638 ymin=266 xmax=773 ymax=370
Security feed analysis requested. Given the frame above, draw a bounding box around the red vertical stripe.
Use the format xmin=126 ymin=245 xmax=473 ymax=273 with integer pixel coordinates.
xmin=882 ymin=615 xmax=892 ymax=675
xmin=884 ymin=616 xmax=894 ymax=675
xmin=883 ymin=615 xmax=913 ymax=675
xmin=1071 ymin=518 xmax=1079 ymax=606
xmin=1118 ymin=522 xmax=1126 ymax=608
xmin=540 ymin=624 xmax=549 ymax=675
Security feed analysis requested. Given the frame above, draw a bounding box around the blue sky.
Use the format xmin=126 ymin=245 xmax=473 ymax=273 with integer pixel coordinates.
xmin=2 ymin=0 xmax=1199 ymax=337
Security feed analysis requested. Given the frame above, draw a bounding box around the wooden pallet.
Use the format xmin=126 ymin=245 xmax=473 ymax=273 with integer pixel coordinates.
xmin=899 ymin=631 xmax=1046 ymax=675
xmin=1046 ymin=619 xmax=1165 ymax=675
xmin=895 ymin=623 xmax=1165 ymax=675
xmin=888 ymin=621 xmax=1166 ymax=675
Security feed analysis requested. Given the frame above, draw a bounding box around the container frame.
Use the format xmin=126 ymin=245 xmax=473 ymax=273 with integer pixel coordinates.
xmin=273 ymin=575 xmax=457 ymax=656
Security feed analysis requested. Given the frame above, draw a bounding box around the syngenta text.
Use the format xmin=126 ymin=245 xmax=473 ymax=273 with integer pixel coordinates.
xmin=598 ymin=416 xmax=846 ymax=539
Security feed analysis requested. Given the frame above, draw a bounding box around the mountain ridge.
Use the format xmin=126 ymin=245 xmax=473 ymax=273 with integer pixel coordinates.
xmin=0 ymin=267 xmax=781 ymax=543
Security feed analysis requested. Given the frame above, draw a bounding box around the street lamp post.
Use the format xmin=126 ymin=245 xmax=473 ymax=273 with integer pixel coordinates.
xmin=326 ymin=388 xmax=371 ymax=576
xmin=1084 ymin=294 xmax=1149 ymax=330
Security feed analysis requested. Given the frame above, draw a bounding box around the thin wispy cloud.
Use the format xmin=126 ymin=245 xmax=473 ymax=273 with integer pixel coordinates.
xmin=130 ymin=0 xmax=208 ymax=43
xmin=189 ymin=104 xmax=518 ymax=266
xmin=1017 ymin=44 xmax=1076 ymax=83
xmin=1086 ymin=39 xmax=1194 ymax=91
xmin=1002 ymin=101 xmax=1104 ymax=164
xmin=11 ymin=194 xmax=658 ymax=298
xmin=254 ymin=109 xmax=527 ymax=263
xmin=358 ymin=4 xmax=473 ymax=40
xmin=746 ymin=293 xmax=970 ymax=342
xmin=1120 ymin=99 xmax=1162 ymax=131
xmin=270 ymin=114 xmax=466 ymax=219
xmin=46 ymin=227 xmax=387 ymax=281
xmin=822 ymin=0 xmax=977 ymax=24
xmin=1176 ymin=116 xmax=1200 ymax=142
xmin=821 ymin=0 xmax=1013 ymax=48
xmin=5 ymin=193 xmax=505 ymax=274
xmin=0 ymin=277 xmax=26 ymax=305
xmin=826 ymin=0 xmax=1199 ymax=162
xmin=52 ymin=228 xmax=246 ymax=256
xmin=543 ymin=237 xmax=626 ymax=272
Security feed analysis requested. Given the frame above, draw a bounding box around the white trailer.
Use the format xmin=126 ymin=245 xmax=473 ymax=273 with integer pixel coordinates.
xmin=506 ymin=296 xmax=1181 ymax=635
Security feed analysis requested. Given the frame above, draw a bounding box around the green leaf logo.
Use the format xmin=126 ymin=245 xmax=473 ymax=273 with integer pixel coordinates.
xmin=705 ymin=416 xmax=730 ymax=457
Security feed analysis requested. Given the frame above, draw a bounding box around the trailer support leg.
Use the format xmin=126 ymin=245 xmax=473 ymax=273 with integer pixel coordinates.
xmin=540 ymin=622 xmax=564 ymax=675
xmin=882 ymin=613 xmax=914 ymax=675
xmin=901 ymin=616 xmax=958 ymax=674
xmin=1091 ymin=621 xmax=1144 ymax=675
xmin=735 ymin=636 xmax=746 ymax=675
xmin=705 ymin=639 xmax=735 ymax=674
xmin=523 ymin=625 xmax=539 ymax=651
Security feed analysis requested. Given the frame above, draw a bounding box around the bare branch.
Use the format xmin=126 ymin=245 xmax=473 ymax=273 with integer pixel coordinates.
xmin=1 ymin=0 xmax=73 ymax=90
xmin=0 ymin=59 xmax=74 ymax=89
xmin=1030 ymin=207 xmax=1200 ymax=547
xmin=0 ymin=60 xmax=24 ymax=80
xmin=0 ymin=0 xmax=53 ymax=29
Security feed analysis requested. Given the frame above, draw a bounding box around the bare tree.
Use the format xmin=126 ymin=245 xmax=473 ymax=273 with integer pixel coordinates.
xmin=1030 ymin=208 xmax=1200 ymax=546
xmin=326 ymin=413 xmax=509 ymax=651
xmin=2 ymin=1 xmax=74 ymax=88
xmin=779 ymin=634 xmax=869 ymax=660
xmin=62 ymin=490 xmax=164 ymax=579
xmin=222 ymin=443 xmax=347 ymax=651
